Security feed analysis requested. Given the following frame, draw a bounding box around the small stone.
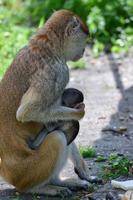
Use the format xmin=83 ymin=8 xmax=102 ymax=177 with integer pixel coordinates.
xmin=106 ymin=191 xmax=121 ymax=200
xmin=117 ymin=153 xmax=124 ymax=156
xmin=102 ymin=126 xmax=127 ymax=134
xmin=129 ymin=113 xmax=133 ymax=120
xmin=88 ymin=197 xmax=102 ymax=200
xmin=98 ymin=116 xmax=106 ymax=120
xmin=125 ymin=134 xmax=130 ymax=139
xmin=125 ymin=108 xmax=130 ymax=113
xmin=89 ymin=176 xmax=103 ymax=184
xmin=130 ymin=165 xmax=133 ymax=175
xmin=118 ymin=126 xmax=127 ymax=132
xmin=119 ymin=116 xmax=125 ymax=121
xmin=15 ymin=191 xmax=20 ymax=196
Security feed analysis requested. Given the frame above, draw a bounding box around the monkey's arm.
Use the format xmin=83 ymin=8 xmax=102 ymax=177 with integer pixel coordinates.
xmin=28 ymin=121 xmax=79 ymax=149
xmin=28 ymin=128 xmax=49 ymax=150
xmin=16 ymin=87 xmax=85 ymax=124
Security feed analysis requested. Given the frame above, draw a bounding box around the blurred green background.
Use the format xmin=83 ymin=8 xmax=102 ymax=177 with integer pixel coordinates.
xmin=0 ymin=0 xmax=133 ymax=77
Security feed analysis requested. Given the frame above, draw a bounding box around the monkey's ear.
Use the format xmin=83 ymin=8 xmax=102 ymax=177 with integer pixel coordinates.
xmin=65 ymin=16 xmax=80 ymax=36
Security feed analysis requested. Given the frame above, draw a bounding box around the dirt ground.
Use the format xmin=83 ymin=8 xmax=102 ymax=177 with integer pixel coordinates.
xmin=0 ymin=48 xmax=133 ymax=199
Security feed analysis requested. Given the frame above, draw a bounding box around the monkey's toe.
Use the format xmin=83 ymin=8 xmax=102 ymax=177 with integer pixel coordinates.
xmin=57 ymin=187 xmax=72 ymax=197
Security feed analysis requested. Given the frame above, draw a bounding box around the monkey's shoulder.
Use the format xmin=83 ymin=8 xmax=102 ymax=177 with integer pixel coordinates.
xmin=30 ymin=58 xmax=69 ymax=88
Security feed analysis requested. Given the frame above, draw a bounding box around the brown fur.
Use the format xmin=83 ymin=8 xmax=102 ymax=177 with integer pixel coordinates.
xmin=0 ymin=9 xmax=88 ymax=192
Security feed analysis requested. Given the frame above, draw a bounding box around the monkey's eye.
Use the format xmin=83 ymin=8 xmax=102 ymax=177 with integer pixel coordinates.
xmin=72 ymin=16 xmax=80 ymax=30
xmin=65 ymin=17 xmax=80 ymax=37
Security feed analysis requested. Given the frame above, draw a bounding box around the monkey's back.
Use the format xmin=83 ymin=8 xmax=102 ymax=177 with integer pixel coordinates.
xmin=0 ymin=45 xmax=66 ymax=189
xmin=0 ymin=46 xmax=44 ymax=155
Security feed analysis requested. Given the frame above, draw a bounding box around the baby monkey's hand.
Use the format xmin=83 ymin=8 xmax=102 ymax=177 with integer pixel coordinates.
xmin=75 ymin=102 xmax=85 ymax=110
xmin=74 ymin=102 xmax=85 ymax=119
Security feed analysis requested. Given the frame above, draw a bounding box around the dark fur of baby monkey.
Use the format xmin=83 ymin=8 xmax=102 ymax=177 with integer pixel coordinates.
xmin=28 ymin=88 xmax=84 ymax=150
xmin=62 ymin=88 xmax=84 ymax=108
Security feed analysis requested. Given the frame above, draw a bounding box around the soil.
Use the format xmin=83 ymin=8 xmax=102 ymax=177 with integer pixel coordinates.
xmin=0 ymin=48 xmax=133 ymax=199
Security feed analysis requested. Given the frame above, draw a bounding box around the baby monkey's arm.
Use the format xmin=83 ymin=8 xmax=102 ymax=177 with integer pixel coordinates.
xmin=28 ymin=88 xmax=84 ymax=150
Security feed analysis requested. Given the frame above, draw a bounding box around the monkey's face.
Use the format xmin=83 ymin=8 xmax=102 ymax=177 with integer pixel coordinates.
xmin=44 ymin=10 xmax=89 ymax=61
xmin=64 ymin=16 xmax=89 ymax=61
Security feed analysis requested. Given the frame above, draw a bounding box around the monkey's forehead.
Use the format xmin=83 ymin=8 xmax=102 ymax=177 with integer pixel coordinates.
xmin=76 ymin=15 xmax=89 ymax=35
xmin=48 ymin=9 xmax=89 ymax=35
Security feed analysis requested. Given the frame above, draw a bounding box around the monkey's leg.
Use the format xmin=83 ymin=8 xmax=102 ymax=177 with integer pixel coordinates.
xmin=2 ymin=130 xmax=70 ymax=194
xmin=27 ymin=184 xmax=72 ymax=197
xmin=69 ymin=142 xmax=91 ymax=181
xmin=69 ymin=143 xmax=102 ymax=184
xmin=48 ymin=123 xmax=89 ymax=191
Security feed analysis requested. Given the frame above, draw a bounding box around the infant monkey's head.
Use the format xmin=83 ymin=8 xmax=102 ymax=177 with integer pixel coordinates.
xmin=62 ymin=88 xmax=84 ymax=108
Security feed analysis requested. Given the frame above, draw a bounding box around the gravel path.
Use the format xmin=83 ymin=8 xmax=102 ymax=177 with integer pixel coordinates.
xmin=0 ymin=48 xmax=133 ymax=199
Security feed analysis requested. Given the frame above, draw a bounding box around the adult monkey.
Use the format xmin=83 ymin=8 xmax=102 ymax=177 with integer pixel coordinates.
xmin=0 ymin=10 xmax=91 ymax=196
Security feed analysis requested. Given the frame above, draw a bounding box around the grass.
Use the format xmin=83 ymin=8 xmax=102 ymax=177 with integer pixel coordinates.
xmin=79 ymin=148 xmax=132 ymax=182
xmin=0 ymin=25 xmax=35 ymax=79
xmin=95 ymin=155 xmax=107 ymax=162
xmin=0 ymin=2 xmax=35 ymax=79
xmin=12 ymin=197 xmax=21 ymax=200
xmin=100 ymin=154 xmax=132 ymax=181
xmin=0 ymin=0 xmax=133 ymax=76
xmin=67 ymin=58 xmax=86 ymax=69
xmin=79 ymin=146 xmax=96 ymax=158
xmin=88 ymin=183 xmax=98 ymax=193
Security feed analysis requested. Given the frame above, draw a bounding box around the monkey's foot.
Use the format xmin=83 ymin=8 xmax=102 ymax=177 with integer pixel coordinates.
xmin=52 ymin=178 xmax=90 ymax=191
xmin=65 ymin=180 xmax=90 ymax=191
xmin=74 ymin=167 xmax=103 ymax=184
xmin=27 ymin=184 xmax=72 ymax=197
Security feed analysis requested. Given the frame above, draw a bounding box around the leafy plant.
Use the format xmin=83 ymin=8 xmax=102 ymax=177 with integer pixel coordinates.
xmin=95 ymin=155 xmax=107 ymax=162
xmin=0 ymin=0 xmax=35 ymax=78
xmin=79 ymin=147 xmax=96 ymax=158
xmin=87 ymin=183 xmax=98 ymax=193
xmin=26 ymin=0 xmax=133 ymax=55
xmin=68 ymin=58 xmax=86 ymax=69
xmin=101 ymin=154 xmax=132 ymax=181
xmin=12 ymin=196 xmax=21 ymax=200
xmin=1 ymin=0 xmax=133 ymax=78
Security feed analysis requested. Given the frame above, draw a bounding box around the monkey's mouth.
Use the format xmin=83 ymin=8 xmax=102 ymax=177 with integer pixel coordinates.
xmin=73 ymin=50 xmax=84 ymax=61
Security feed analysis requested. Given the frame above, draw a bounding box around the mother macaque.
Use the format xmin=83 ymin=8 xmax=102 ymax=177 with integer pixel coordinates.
xmin=0 ymin=10 xmax=92 ymax=196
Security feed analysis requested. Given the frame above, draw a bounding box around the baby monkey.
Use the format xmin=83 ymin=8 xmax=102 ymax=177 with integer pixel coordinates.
xmin=28 ymin=88 xmax=84 ymax=150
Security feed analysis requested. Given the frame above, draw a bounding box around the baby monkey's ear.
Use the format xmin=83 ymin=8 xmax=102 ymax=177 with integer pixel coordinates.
xmin=65 ymin=16 xmax=80 ymax=36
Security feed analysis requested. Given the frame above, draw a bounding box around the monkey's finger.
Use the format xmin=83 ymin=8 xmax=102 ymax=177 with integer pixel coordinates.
xmin=75 ymin=102 xmax=85 ymax=110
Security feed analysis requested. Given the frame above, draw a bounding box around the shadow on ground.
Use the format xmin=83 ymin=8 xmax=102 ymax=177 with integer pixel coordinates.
xmin=89 ymin=54 xmax=133 ymax=199
xmin=93 ymin=54 xmax=133 ymax=157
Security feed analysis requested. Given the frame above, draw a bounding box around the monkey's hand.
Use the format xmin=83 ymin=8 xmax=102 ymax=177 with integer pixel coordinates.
xmin=16 ymin=87 xmax=85 ymax=123
xmin=74 ymin=102 xmax=85 ymax=119
xmin=74 ymin=102 xmax=85 ymax=110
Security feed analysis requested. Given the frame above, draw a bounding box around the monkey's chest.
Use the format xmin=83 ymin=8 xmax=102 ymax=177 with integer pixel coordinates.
xmin=54 ymin=64 xmax=69 ymax=93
